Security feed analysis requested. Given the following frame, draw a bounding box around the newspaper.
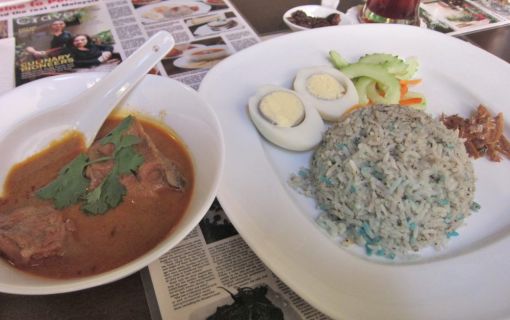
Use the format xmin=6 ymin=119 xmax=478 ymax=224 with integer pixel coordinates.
xmin=0 ymin=0 xmax=330 ymax=319
xmin=346 ymin=0 xmax=510 ymax=35
xmin=147 ymin=200 xmax=330 ymax=320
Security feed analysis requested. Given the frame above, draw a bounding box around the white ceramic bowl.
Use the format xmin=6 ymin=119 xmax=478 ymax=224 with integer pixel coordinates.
xmin=0 ymin=73 xmax=224 ymax=294
xmin=283 ymin=5 xmax=351 ymax=32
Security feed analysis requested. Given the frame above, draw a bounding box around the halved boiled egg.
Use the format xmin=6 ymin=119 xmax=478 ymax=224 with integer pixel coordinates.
xmin=293 ymin=66 xmax=358 ymax=121
xmin=248 ymin=85 xmax=325 ymax=151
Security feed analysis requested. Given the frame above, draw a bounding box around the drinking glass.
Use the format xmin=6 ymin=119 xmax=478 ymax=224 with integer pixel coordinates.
xmin=361 ymin=0 xmax=421 ymax=25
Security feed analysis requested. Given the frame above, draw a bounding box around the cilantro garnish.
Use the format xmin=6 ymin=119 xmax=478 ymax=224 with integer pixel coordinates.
xmin=82 ymin=168 xmax=126 ymax=215
xmin=37 ymin=153 xmax=89 ymax=209
xmin=99 ymin=115 xmax=135 ymax=146
xmin=116 ymin=143 xmax=144 ymax=175
xmin=36 ymin=115 xmax=145 ymax=215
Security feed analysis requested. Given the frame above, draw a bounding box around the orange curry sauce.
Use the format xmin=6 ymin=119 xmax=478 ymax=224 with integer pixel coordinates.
xmin=0 ymin=117 xmax=194 ymax=278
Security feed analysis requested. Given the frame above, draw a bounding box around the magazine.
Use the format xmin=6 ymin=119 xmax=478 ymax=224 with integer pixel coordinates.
xmin=12 ymin=3 xmax=121 ymax=85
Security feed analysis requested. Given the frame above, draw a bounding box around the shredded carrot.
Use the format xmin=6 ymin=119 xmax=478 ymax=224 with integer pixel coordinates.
xmin=399 ymin=97 xmax=423 ymax=106
xmin=400 ymin=84 xmax=409 ymax=98
xmin=400 ymin=79 xmax=422 ymax=86
xmin=342 ymin=104 xmax=365 ymax=117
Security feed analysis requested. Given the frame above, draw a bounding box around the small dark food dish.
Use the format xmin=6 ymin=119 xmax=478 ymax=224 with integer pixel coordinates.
xmin=288 ymin=10 xmax=341 ymax=29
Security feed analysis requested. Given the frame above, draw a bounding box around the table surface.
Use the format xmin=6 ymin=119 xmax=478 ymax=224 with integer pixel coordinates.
xmin=1 ymin=1 xmax=509 ymax=319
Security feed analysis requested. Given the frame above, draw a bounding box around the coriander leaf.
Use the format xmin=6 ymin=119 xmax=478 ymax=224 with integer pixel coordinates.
xmin=116 ymin=146 xmax=144 ymax=175
xmin=37 ymin=153 xmax=90 ymax=209
xmin=103 ymin=173 xmax=126 ymax=208
xmin=99 ymin=115 xmax=134 ymax=146
xmin=81 ymin=182 xmax=107 ymax=215
xmin=118 ymin=134 xmax=141 ymax=149
xmin=82 ymin=171 xmax=126 ymax=215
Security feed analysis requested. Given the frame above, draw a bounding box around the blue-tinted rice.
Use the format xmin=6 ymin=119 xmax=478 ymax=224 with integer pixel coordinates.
xmin=289 ymin=105 xmax=476 ymax=258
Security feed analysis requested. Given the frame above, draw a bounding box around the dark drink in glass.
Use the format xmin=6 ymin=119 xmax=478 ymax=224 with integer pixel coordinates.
xmin=361 ymin=0 xmax=421 ymax=25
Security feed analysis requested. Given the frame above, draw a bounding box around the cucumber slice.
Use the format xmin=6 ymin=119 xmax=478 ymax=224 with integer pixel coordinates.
xmin=366 ymin=81 xmax=389 ymax=104
xmin=358 ymin=53 xmax=398 ymax=64
xmin=354 ymin=77 xmax=373 ymax=105
xmin=329 ymin=50 xmax=349 ymax=69
xmin=397 ymin=57 xmax=419 ymax=80
xmin=358 ymin=53 xmax=408 ymax=75
xmin=341 ymin=63 xmax=401 ymax=104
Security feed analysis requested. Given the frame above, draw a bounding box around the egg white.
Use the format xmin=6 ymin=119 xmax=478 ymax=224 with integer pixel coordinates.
xmin=293 ymin=66 xmax=358 ymax=121
xmin=248 ymin=85 xmax=325 ymax=151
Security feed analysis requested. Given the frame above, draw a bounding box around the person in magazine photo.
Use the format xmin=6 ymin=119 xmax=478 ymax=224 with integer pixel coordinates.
xmin=25 ymin=19 xmax=73 ymax=58
xmin=65 ymin=34 xmax=119 ymax=69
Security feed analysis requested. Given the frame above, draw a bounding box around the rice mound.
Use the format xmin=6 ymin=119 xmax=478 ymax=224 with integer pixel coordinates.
xmin=290 ymin=105 xmax=476 ymax=258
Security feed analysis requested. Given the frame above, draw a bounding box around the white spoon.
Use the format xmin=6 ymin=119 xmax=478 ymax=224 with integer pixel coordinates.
xmin=0 ymin=31 xmax=175 ymax=196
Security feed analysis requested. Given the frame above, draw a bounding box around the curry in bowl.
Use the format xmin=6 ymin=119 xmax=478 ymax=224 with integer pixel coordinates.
xmin=0 ymin=73 xmax=223 ymax=293
xmin=0 ymin=114 xmax=193 ymax=279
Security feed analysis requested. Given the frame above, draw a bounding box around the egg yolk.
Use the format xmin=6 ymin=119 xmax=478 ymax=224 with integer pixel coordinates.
xmin=306 ymin=73 xmax=346 ymax=100
xmin=259 ymin=91 xmax=305 ymax=127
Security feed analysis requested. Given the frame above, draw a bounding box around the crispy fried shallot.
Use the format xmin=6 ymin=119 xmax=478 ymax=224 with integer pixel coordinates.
xmin=441 ymin=105 xmax=510 ymax=161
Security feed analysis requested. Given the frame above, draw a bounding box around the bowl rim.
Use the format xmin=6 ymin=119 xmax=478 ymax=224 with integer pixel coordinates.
xmin=0 ymin=72 xmax=225 ymax=295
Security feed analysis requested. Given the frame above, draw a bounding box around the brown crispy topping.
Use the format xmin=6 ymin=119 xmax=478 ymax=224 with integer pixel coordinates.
xmin=441 ymin=105 xmax=509 ymax=161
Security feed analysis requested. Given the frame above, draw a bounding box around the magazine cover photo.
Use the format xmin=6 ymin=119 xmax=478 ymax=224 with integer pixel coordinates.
xmin=13 ymin=5 xmax=121 ymax=86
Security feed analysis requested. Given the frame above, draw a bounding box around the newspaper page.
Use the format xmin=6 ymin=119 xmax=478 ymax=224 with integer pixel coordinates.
xmin=147 ymin=200 xmax=331 ymax=320
xmin=346 ymin=0 xmax=510 ymax=35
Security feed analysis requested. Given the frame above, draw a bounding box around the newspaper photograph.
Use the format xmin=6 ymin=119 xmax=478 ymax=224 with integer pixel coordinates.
xmin=134 ymin=0 xmax=228 ymax=25
xmin=185 ymin=11 xmax=242 ymax=38
xmin=161 ymin=36 xmax=230 ymax=76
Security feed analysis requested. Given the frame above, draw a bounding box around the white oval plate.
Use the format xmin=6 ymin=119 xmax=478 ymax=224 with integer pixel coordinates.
xmin=199 ymin=24 xmax=510 ymax=320
xmin=0 ymin=73 xmax=224 ymax=294
xmin=137 ymin=0 xmax=210 ymax=24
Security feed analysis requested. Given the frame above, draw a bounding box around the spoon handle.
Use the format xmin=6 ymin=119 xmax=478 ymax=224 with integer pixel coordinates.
xmin=78 ymin=31 xmax=175 ymax=146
